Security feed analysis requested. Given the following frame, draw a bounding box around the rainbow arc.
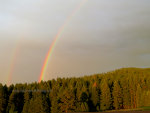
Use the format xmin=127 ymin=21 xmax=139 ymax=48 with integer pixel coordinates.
xmin=39 ymin=0 xmax=87 ymax=82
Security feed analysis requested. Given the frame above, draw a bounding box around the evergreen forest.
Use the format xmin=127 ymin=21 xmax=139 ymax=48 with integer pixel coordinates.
xmin=0 ymin=68 xmax=150 ymax=113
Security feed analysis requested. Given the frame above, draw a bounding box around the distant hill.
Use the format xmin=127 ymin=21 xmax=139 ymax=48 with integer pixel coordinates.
xmin=0 ymin=68 xmax=150 ymax=113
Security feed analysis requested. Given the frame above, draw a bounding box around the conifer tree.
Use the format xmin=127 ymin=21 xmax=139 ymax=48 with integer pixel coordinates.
xmin=50 ymin=86 xmax=59 ymax=113
xmin=0 ymin=84 xmax=8 ymax=113
xmin=91 ymin=86 xmax=99 ymax=107
xmin=51 ymin=97 xmax=59 ymax=113
xmin=58 ymin=89 xmax=76 ymax=113
xmin=7 ymin=90 xmax=24 ymax=113
xmin=100 ymin=79 xmax=111 ymax=111
xmin=89 ymin=85 xmax=99 ymax=111
xmin=22 ymin=92 xmax=31 ymax=113
xmin=136 ymin=84 xmax=142 ymax=108
xmin=129 ymin=78 xmax=136 ymax=108
xmin=80 ymin=102 xmax=89 ymax=112
xmin=28 ymin=92 xmax=49 ymax=113
xmin=112 ymin=81 xmax=123 ymax=110
xmin=80 ymin=92 xmax=88 ymax=103
xmin=122 ymin=79 xmax=131 ymax=109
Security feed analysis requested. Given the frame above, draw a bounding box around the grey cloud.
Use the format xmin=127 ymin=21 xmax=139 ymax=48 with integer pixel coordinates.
xmin=0 ymin=0 xmax=150 ymax=84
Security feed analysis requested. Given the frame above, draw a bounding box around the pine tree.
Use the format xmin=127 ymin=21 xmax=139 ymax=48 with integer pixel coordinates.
xmin=112 ymin=81 xmax=123 ymax=110
xmin=122 ymin=79 xmax=131 ymax=109
xmin=145 ymin=90 xmax=150 ymax=106
xmin=22 ymin=92 xmax=31 ymax=113
xmin=58 ymin=89 xmax=76 ymax=113
xmin=50 ymin=86 xmax=59 ymax=113
xmin=100 ymin=79 xmax=111 ymax=111
xmin=129 ymin=77 xmax=137 ymax=108
xmin=22 ymin=101 xmax=29 ymax=113
xmin=0 ymin=84 xmax=8 ymax=113
xmin=51 ymin=97 xmax=59 ymax=113
xmin=80 ymin=92 xmax=88 ymax=103
xmin=136 ymin=84 xmax=142 ymax=108
xmin=28 ymin=92 xmax=49 ymax=113
xmin=89 ymin=85 xmax=99 ymax=111
xmin=80 ymin=102 xmax=89 ymax=112
xmin=7 ymin=91 xmax=24 ymax=113
xmin=91 ymin=87 xmax=99 ymax=107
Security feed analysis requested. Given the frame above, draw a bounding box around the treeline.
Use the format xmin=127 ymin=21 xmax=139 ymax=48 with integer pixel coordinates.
xmin=0 ymin=68 xmax=150 ymax=113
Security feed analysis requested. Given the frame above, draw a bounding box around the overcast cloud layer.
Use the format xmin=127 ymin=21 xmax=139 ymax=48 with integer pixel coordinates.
xmin=0 ymin=0 xmax=150 ymax=84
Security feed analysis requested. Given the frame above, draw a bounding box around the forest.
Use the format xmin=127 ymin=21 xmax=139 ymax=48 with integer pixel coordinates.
xmin=0 ymin=68 xmax=150 ymax=113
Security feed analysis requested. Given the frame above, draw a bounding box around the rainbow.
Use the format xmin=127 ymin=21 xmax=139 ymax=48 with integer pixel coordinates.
xmin=7 ymin=40 xmax=21 ymax=86
xmin=39 ymin=0 xmax=87 ymax=82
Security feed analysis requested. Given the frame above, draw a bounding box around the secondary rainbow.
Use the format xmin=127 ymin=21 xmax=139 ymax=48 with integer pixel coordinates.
xmin=7 ymin=39 xmax=21 ymax=86
xmin=39 ymin=0 xmax=87 ymax=82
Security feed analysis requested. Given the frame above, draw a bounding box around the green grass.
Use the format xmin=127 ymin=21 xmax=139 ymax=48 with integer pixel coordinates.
xmin=105 ymin=107 xmax=150 ymax=112
xmin=140 ymin=106 xmax=150 ymax=111
xmin=106 ymin=108 xmax=141 ymax=112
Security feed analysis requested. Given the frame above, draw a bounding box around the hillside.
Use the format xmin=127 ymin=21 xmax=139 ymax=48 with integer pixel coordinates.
xmin=0 ymin=68 xmax=150 ymax=113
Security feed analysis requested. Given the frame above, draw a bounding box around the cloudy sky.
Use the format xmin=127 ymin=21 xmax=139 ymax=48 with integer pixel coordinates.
xmin=0 ymin=0 xmax=150 ymax=84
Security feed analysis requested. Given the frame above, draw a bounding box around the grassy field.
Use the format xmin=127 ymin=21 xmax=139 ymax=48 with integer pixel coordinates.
xmin=75 ymin=111 xmax=150 ymax=113
xmin=140 ymin=106 xmax=150 ymax=111
xmin=74 ymin=107 xmax=150 ymax=113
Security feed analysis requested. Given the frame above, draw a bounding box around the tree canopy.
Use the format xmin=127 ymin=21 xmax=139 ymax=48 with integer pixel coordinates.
xmin=0 ymin=68 xmax=150 ymax=112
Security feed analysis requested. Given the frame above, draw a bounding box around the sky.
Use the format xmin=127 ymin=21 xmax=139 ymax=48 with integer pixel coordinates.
xmin=0 ymin=0 xmax=150 ymax=84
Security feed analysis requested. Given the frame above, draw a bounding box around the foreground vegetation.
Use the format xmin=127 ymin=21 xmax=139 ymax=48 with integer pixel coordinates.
xmin=140 ymin=106 xmax=150 ymax=111
xmin=0 ymin=68 xmax=150 ymax=113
